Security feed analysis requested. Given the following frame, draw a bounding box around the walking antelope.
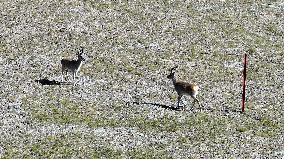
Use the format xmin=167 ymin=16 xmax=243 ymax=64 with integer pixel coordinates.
xmin=167 ymin=66 xmax=200 ymax=110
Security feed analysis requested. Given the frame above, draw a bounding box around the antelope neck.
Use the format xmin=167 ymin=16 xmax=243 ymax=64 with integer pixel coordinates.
xmin=171 ymin=76 xmax=177 ymax=84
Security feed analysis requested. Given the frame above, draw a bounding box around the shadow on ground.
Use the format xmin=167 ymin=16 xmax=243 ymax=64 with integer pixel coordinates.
xmin=221 ymin=106 xmax=262 ymax=121
xmin=132 ymin=101 xmax=181 ymax=111
xmin=35 ymin=78 xmax=72 ymax=85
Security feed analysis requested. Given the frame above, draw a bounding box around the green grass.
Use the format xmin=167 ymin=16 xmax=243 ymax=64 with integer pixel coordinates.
xmin=3 ymin=134 xmax=91 ymax=158
xmin=2 ymin=0 xmax=283 ymax=158
xmin=23 ymin=89 xmax=283 ymax=140
xmin=2 ymin=133 xmax=173 ymax=159
xmin=24 ymin=97 xmax=122 ymax=127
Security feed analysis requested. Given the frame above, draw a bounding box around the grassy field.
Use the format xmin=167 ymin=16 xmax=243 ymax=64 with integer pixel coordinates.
xmin=0 ymin=0 xmax=283 ymax=158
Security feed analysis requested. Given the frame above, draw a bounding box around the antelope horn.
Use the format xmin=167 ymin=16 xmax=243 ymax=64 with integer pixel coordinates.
xmin=169 ymin=66 xmax=178 ymax=73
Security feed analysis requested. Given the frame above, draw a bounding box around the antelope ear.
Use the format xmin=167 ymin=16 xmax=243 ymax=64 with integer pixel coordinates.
xmin=80 ymin=47 xmax=84 ymax=52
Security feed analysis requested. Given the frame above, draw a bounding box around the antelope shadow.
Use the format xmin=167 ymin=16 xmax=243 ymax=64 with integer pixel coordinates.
xmin=35 ymin=78 xmax=72 ymax=86
xmin=133 ymin=101 xmax=181 ymax=111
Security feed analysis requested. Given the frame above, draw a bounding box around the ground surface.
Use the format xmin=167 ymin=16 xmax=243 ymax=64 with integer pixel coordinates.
xmin=0 ymin=0 xmax=283 ymax=158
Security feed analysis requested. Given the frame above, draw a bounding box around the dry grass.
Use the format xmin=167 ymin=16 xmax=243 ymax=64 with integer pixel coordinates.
xmin=0 ymin=0 xmax=283 ymax=158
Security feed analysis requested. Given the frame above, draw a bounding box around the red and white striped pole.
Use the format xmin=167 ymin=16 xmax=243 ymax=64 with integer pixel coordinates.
xmin=242 ymin=54 xmax=247 ymax=113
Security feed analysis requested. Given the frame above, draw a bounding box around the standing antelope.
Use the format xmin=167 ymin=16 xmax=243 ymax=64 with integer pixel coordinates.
xmin=61 ymin=47 xmax=85 ymax=82
xmin=167 ymin=66 xmax=200 ymax=110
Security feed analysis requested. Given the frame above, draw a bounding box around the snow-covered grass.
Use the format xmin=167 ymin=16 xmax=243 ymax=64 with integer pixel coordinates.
xmin=0 ymin=0 xmax=283 ymax=158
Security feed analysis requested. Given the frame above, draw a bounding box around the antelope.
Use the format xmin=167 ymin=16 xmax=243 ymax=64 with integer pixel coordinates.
xmin=167 ymin=66 xmax=200 ymax=110
xmin=61 ymin=47 xmax=85 ymax=82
